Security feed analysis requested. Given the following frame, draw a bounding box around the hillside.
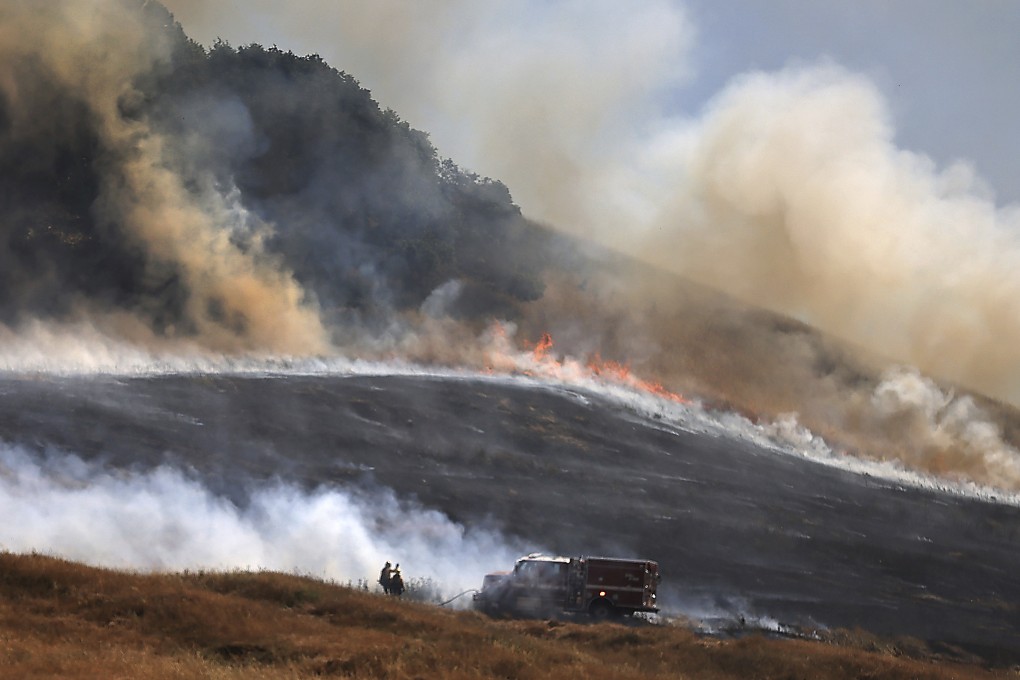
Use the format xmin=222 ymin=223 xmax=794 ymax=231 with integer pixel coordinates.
xmin=4 ymin=4 xmax=1020 ymax=676
xmin=0 ymin=552 xmax=1007 ymax=679
xmin=5 ymin=0 xmax=1020 ymax=493
xmin=3 ymin=372 xmax=1018 ymax=667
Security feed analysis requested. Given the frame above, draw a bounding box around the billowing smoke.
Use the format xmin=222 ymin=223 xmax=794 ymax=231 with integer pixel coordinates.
xmin=6 ymin=1 xmax=1020 ymax=496
xmin=156 ymin=0 xmax=1020 ymax=491
xmin=0 ymin=0 xmax=328 ymax=353
xmin=650 ymin=66 xmax=1020 ymax=407
xmin=160 ymin=0 xmax=693 ymax=253
xmin=0 ymin=443 xmax=522 ymax=595
xmin=195 ymin=0 xmax=1020 ymax=409
xmin=272 ymin=3 xmax=1019 ymax=410
xmin=863 ymin=367 xmax=1020 ymax=489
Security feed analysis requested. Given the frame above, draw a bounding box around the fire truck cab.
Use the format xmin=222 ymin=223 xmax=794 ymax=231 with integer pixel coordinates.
xmin=474 ymin=553 xmax=660 ymax=620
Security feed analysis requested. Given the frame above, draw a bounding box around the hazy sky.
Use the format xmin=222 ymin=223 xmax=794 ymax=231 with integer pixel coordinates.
xmin=157 ymin=1 xmax=1020 ymax=405
xmin=163 ymin=0 xmax=1020 ymax=206
xmin=679 ymin=0 xmax=1020 ymax=205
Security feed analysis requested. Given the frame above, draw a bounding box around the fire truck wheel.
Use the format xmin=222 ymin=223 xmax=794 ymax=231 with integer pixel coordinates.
xmin=588 ymin=600 xmax=614 ymax=621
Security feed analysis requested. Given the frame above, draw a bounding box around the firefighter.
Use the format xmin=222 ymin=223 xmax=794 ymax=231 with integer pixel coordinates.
xmin=378 ymin=561 xmax=392 ymax=595
xmin=390 ymin=564 xmax=405 ymax=597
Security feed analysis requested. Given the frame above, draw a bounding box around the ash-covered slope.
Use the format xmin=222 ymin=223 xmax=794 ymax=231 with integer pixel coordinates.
xmin=1 ymin=372 xmax=1018 ymax=665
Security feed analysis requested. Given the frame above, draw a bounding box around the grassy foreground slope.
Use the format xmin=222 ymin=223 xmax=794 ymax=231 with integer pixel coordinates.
xmin=0 ymin=553 xmax=1007 ymax=679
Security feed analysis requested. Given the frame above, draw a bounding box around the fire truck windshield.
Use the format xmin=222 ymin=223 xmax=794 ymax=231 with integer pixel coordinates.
xmin=516 ymin=560 xmax=568 ymax=584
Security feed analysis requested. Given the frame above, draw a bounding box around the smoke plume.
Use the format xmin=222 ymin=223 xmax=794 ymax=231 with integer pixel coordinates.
xmin=163 ymin=0 xmax=1020 ymax=405
xmin=0 ymin=443 xmax=522 ymax=595
xmin=146 ymin=0 xmax=1020 ymax=496
xmin=6 ymin=1 xmax=1020 ymax=494
xmin=864 ymin=367 xmax=1020 ymax=489
xmin=161 ymin=0 xmax=693 ymax=253
xmin=0 ymin=0 xmax=328 ymax=353
xmin=650 ymin=66 xmax=1020 ymax=406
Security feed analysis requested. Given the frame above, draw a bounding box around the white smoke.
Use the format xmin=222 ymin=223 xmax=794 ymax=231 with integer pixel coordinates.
xmin=419 ymin=280 xmax=465 ymax=319
xmin=0 ymin=444 xmax=524 ymax=595
xmin=5 ymin=312 xmax=1020 ymax=502
xmin=868 ymin=367 xmax=1020 ymax=488
xmin=645 ymin=65 xmax=1020 ymax=406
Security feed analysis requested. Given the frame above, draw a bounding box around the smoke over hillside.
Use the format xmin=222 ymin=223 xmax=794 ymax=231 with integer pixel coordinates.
xmin=653 ymin=67 xmax=1020 ymax=406
xmin=161 ymin=0 xmax=1020 ymax=410
xmin=0 ymin=0 xmax=551 ymax=356
xmin=3 ymin=0 xmax=1020 ymax=496
xmin=0 ymin=0 xmax=328 ymax=353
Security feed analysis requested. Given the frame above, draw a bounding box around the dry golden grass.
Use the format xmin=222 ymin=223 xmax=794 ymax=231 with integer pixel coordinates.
xmin=0 ymin=552 xmax=1010 ymax=679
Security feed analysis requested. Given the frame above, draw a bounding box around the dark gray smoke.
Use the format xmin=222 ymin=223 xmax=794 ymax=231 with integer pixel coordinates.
xmin=0 ymin=0 xmax=553 ymax=355
xmin=0 ymin=0 xmax=330 ymax=352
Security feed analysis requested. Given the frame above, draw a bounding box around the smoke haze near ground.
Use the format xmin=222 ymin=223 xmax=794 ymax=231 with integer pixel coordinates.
xmin=0 ymin=443 xmax=522 ymax=595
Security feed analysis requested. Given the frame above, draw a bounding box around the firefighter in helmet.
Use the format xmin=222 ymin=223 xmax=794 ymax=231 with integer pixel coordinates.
xmin=390 ymin=564 xmax=405 ymax=597
xmin=379 ymin=561 xmax=393 ymax=594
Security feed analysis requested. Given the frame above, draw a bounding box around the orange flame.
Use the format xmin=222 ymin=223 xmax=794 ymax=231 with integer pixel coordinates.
xmin=533 ymin=332 xmax=554 ymax=362
xmin=587 ymin=353 xmax=686 ymax=403
xmin=518 ymin=329 xmax=686 ymax=403
xmin=479 ymin=323 xmax=685 ymax=402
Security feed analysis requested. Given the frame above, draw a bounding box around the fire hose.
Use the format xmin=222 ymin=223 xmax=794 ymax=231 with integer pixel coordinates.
xmin=438 ymin=589 xmax=479 ymax=607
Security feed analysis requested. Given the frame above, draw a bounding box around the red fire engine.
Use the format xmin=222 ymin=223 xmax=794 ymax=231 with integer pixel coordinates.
xmin=473 ymin=553 xmax=660 ymax=620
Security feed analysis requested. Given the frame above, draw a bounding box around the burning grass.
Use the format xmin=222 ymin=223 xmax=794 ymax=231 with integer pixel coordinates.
xmin=483 ymin=325 xmax=688 ymax=404
xmin=0 ymin=552 xmax=1011 ymax=679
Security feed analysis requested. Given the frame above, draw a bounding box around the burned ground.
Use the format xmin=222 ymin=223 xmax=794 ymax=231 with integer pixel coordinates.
xmin=1 ymin=373 xmax=1018 ymax=665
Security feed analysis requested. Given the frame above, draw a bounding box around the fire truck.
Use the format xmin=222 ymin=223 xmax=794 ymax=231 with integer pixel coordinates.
xmin=473 ymin=554 xmax=660 ymax=620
